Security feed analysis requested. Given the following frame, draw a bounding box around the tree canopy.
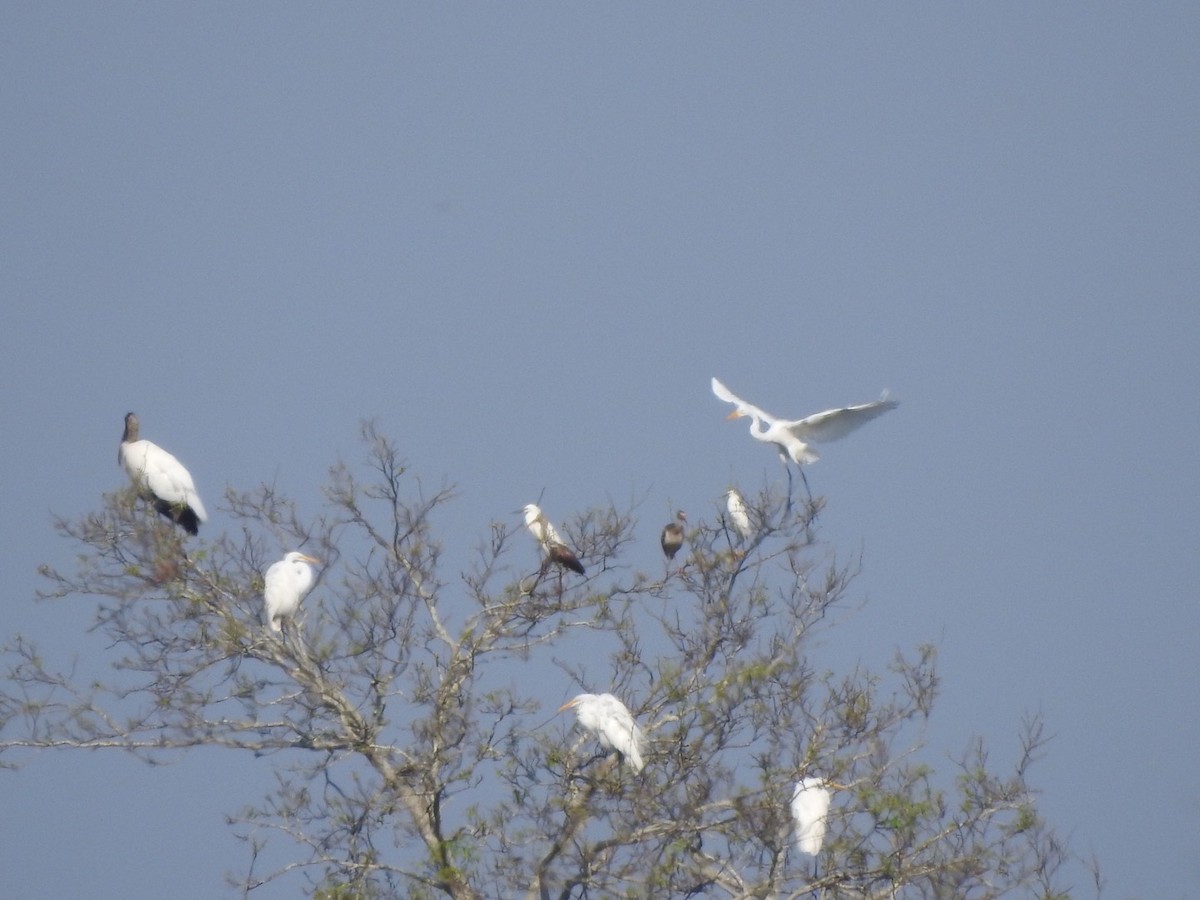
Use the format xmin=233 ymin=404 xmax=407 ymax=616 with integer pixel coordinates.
xmin=1 ymin=423 xmax=1090 ymax=898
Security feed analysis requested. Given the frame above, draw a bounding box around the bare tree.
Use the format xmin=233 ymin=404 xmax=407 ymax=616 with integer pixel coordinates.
xmin=1 ymin=423 xmax=1094 ymax=898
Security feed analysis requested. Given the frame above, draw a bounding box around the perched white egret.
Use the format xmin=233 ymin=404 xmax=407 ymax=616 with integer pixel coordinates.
xmin=712 ymin=378 xmax=897 ymax=502
xmin=263 ymin=551 xmax=321 ymax=632
xmin=791 ymin=777 xmax=832 ymax=856
xmin=118 ymin=412 xmax=208 ymax=535
xmin=661 ymin=510 xmax=687 ymax=560
xmin=558 ymin=692 xmax=646 ymax=772
xmin=725 ymin=490 xmax=752 ymax=541
xmin=522 ymin=503 xmax=585 ymax=574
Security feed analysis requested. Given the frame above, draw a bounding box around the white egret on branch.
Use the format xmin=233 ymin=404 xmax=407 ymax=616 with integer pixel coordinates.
xmin=118 ymin=412 xmax=208 ymax=535
xmin=661 ymin=510 xmax=687 ymax=560
xmin=263 ymin=551 xmax=321 ymax=632
xmin=558 ymin=693 xmax=646 ymax=772
xmin=522 ymin=503 xmax=585 ymax=574
xmin=711 ymin=377 xmax=898 ymax=502
xmin=725 ymin=490 xmax=752 ymax=541
xmin=791 ymin=776 xmax=832 ymax=856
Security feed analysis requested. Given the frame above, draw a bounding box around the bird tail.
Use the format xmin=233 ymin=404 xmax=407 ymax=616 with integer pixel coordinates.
xmin=154 ymin=499 xmax=201 ymax=535
xmin=549 ymin=543 xmax=586 ymax=575
xmin=626 ymin=744 xmax=645 ymax=773
xmin=797 ymin=832 xmax=821 ymax=855
xmin=792 ymin=447 xmax=820 ymax=465
xmin=187 ymin=493 xmax=209 ymax=524
xmin=176 ymin=508 xmax=201 ymax=536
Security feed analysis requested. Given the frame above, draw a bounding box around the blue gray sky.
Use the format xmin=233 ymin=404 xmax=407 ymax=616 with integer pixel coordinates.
xmin=3 ymin=4 xmax=1197 ymax=898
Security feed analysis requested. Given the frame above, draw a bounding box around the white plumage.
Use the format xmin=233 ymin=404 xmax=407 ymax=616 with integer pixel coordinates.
xmin=725 ymin=489 xmax=752 ymax=541
xmin=118 ymin=412 xmax=207 ymax=535
xmin=791 ymin=776 xmax=832 ymax=856
xmin=559 ymin=692 xmax=646 ymax=772
xmin=522 ymin=503 xmax=585 ymax=574
xmin=712 ymin=377 xmax=898 ymax=468
xmin=522 ymin=503 xmax=564 ymax=546
xmin=263 ymin=551 xmax=320 ymax=632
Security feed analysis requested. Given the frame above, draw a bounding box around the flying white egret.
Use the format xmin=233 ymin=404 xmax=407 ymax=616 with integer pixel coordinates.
xmin=711 ymin=377 xmax=898 ymax=501
xmin=558 ymin=692 xmax=646 ymax=772
xmin=661 ymin=510 xmax=687 ymax=560
xmin=263 ymin=551 xmax=321 ymax=632
xmin=118 ymin=412 xmax=208 ymax=535
xmin=712 ymin=377 xmax=898 ymax=466
xmin=522 ymin=503 xmax=585 ymax=574
xmin=725 ymin=490 xmax=752 ymax=541
xmin=791 ymin=776 xmax=832 ymax=856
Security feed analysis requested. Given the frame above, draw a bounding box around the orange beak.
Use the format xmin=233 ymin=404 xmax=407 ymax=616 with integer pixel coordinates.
xmin=726 ymin=409 xmax=744 ymax=420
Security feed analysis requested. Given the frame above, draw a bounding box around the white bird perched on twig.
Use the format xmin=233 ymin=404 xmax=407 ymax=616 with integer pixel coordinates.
xmin=263 ymin=551 xmax=321 ymax=632
xmin=522 ymin=503 xmax=585 ymax=574
xmin=791 ymin=776 xmax=832 ymax=856
xmin=118 ymin=412 xmax=208 ymax=535
xmin=558 ymin=692 xmax=646 ymax=772
xmin=725 ymin=490 xmax=752 ymax=541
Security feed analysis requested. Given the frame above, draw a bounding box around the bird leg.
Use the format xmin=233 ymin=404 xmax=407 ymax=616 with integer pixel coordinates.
xmin=534 ymin=557 xmax=565 ymax=597
xmin=798 ymin=466 xmax=813 ymax=508
xmin=719 ymin=516 xmax=740 ymax=557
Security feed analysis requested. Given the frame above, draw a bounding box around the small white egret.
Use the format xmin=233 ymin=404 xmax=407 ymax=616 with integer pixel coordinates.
xmin=558 ymin=692 xmax=646 ymax=772
xmin=522 ymin=503 xmax=585 ymax=574
xmin=661 ymin=510 xmax=686 ymax=560
xmin=791 ymin=776 xmax=832 ymax=856
xmin=725 ymin=490 xmax=752 ymax=541
xmin=263 ymin=551 xmax=321 ymax=632
xmin=118 ymin=412 xmax=208 ymax=535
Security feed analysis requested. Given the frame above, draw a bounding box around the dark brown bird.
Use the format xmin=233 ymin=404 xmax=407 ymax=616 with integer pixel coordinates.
xmin=661 ymin=510 xmax=687 ymax=560
xmin=547 ymin=541 xmax=586 ymax=575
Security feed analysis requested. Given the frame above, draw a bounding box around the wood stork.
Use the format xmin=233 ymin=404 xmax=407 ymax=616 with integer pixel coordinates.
xmin=118 ymin=412 xmax=207 ymax=535
xmin=522 ymin=503 xmax=585 ymax=574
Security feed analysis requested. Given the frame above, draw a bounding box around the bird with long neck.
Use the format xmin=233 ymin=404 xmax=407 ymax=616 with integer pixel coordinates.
xmin=711 ymin=377 xmax=898 ymax=504
xmin=558 ymin=692 xmax=646 ymax=772
xmin=263 ymin=551 xmax=321 ymax=632
xmin=725 ymin=490 xmax=752 ymax=542
xmin=522 ymin=503 xmax=585 ymax=574
xmin=118 ymin=412 xmax=208 ymax=535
